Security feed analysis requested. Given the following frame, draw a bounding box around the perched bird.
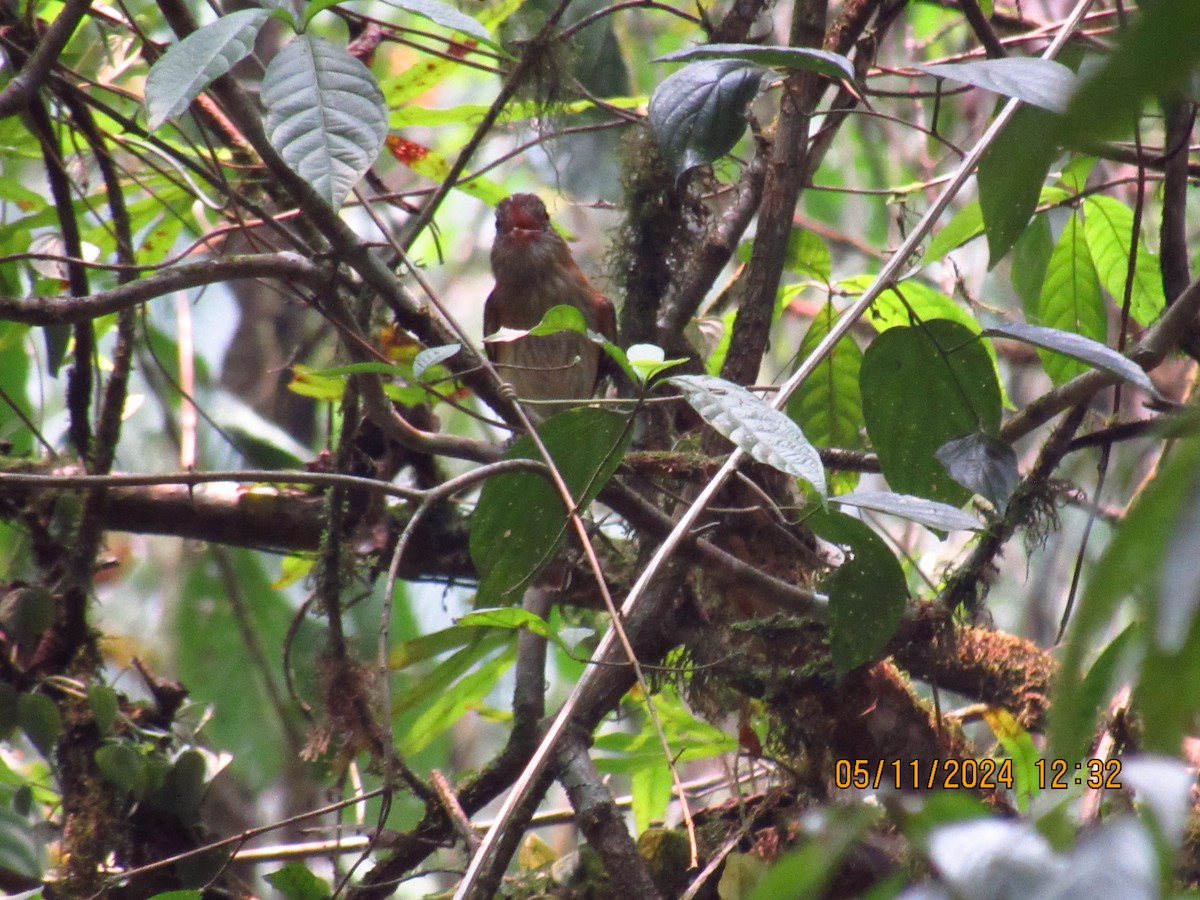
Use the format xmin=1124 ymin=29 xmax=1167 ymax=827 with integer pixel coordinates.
xmin=484 ymin=193 xmax=616 ymax=420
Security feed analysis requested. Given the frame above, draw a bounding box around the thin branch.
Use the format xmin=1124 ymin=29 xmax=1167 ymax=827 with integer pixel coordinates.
xmin=0 ymin=0 xmax=92 ymax=118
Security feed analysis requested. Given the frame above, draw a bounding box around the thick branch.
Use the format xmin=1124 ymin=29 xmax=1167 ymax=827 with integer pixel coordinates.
xmin=0 ymin=253 xmax=333 ymax=325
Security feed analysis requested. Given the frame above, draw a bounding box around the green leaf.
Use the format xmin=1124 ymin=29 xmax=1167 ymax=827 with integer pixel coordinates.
xmin=145 ymin=892 xmax=203 ymax=900
xmin=88 ymin=684 xmax=119 ymax=735
xmin=470 ymin=408 xmax=632 ymax=604
xmin=1061 ymin=3 xmax=1200 ymax=145
xmin=1036 ymin=212 xmax=1104 ymax=385
xmin=918 ymin=58 xmax=1078 ymax=113
xmin=748 ymin=804 xmax=880 ymax=900
xmin=1051 ymin=433 xmax=1200 ymax=759
xmin=400 ymin=643 xmax=515 ymax=754
xmin=631 ymin=763 xmax=673 ymax=835
xmin=668 ymin=375 xmax=826 ymax=496
xmin=647 ymin=60 xmax=764 ymax=177
xmin=145 ymin=9 xmax=270 ymax=129
xmin=981 ymin=707 xmax=1038 ymax=813
xmin=95 ymin=742 xmax=142 ymax=793
xmin=162 ymin=750 xmax=207 ymax=820
xmin=984 ymin=322 xmax=1159 ymax=398
xmin=261 ymin=33 xmax=388 ymax=210
xmin=934 ymin=431 xmax=1018 ymax=511
xmin=807 ymin=508 xmax=908 ymax=673
xmin=625 ymin=343 xmax=686 ymax=383
xmin=830 ymin=490 xmax=982 ymax=533
xmin=0 ymin=684 xmax=18 ymax=740
xmin=654 ymin=43 xmax=855 ymax=83
xmin=265 ymin=862 xmax=332 ymax=900
xmin=978 ymin=104 xmax=1060 ymax=267
xmin=1082 ymin=195 xmax=1166 ymax=326
xmin=18 ymin=693 xmax=61 ymax=759
xmin=310 ymin=0 xmax=503 ymax=53
xmin=0 ymin=585 xmax=54 ymax=645
xmin=788 ymin=304 xmax=864 ymax=494
xmin=455 ymin=607 xmax=572 ymax=656
xmin=1011 ymin=213 xmax=1054 ymax=319
xmin=783 ymin=228 xmax=832 ymax=284
xmin=860 ymin=320 xmax=1002 ymax=505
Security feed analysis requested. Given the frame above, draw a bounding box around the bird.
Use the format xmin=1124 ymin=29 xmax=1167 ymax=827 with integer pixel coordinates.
xmin=484 ymin=193 xmax=616 ymax=420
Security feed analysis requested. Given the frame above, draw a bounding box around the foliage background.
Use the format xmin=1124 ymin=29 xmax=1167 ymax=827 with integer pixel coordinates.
xmin=1 ymin=0 xmax=1200 ymax=898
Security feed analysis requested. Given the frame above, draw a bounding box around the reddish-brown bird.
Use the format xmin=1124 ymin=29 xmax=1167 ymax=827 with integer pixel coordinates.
xmin=484 ymin=193 xmax=616 ymax=420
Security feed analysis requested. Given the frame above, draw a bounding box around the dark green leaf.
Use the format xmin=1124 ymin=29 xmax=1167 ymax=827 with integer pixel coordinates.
xmin=788 ymin=304 xmax=864 ymax=495
xmin=984 ymin=321 xmax=1159 ymax=398
xmin=163 ymin=750 xmax=208 ymax=820
xmin=934 ymin=432 xmax=1019 ymax=511
xmin=88 ymin=684 xmax=119 ymax=735
xmin=261 ymin=34 xmax=388 ymax=210
xmin=145 ymin=9 xmax=269 ymax=129
xmin=1011 ymin=213 xmax=1054 ymax=319
xmin=470 ymin=408 xmax=632 ymax=604
xmin=654 ymin=43 xmax=855 ymax=82
xmin=978 ymin=105 xmax=1060 ymax=268
xmin=95 ymin=742 xmax=142 ymax=793
xmin=265 ymin=862 xmax=332 ymax=900
xmin=1052 ymin=434 xmax=1200 ymax=757
xmin=1061 ymin=4 xmax=1200 ymax=145
xmin=0 ymin=585 xmax=54 ymax=645
xmin=1036 ymin=212 xmax=1104 ymax=385
xmin=807 ymin=508 xmax=908 ymax=673
xmin=669 ymin=375 xmax=826 ymax=495
xmin=860 ymin=320 xmax=1002 ymax=506
xmin=648 ymin=60 xmax=764 ymax=176
xmin=18 ymin=693 xmax=61 ymax=759
xmin=0 ymin=684 xmax=17 ymax=740
xmin=918 ymin=59 xmax=1078 ymax=113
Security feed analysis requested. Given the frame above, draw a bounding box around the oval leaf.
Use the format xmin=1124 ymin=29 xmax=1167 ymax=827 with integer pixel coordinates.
xmin=95 ymin=742 xmax=142 ymax=793
xmin=470 ymin=408 xmax=633 ymax=604
xmin=145 ymin=9 xmax=270 ymax=130
xmin=860 ymin=320 xmax=1001 ymax=506
xmin=831 ymin=490 xmax=982 ymax=532
xmin=668 ymin=374 xmax=827 ymax=496
xmin=984 ymin=322 xmax=1159 ymax=398
xmin=1036 ymin=212 xmax=1105 ymax=384
xmin=88 ymin=684 xmax=119 ymax=735
xmin=918 ymin=58 xmax=1078 ymax=113
xmin=807 ymin=508 xmax=908 ymax=673
xmin=261 ymin=33 xmax=388 ymax=210
xmin=655 ymin=43 xmax=855 ymax=83
xmin=648 ymin=59 xmax=764 ymax=177
xmin=934 ymin=432 xmax=1019 ymax=511
xmin=18 ymin=692 xmax=61 ymax=759
xmin=788 ymin=303 xmax=864 ymax=495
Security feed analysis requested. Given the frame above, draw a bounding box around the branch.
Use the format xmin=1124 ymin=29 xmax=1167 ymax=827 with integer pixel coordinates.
xmin=558 ymin=731 xmax=664 ymax=900
xmin=0 ymin=253 xmax=333 ymax=325
xmin=0 ymin=0 xmax=92 ymax=118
